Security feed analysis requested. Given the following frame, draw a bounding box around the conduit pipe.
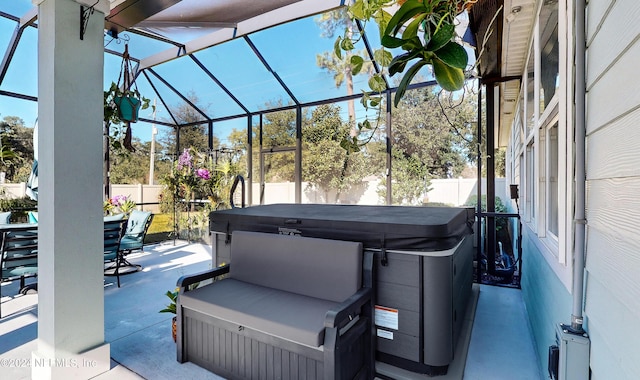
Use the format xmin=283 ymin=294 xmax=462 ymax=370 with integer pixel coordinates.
xmin=571 ymin=0 xmax=587 ymax=333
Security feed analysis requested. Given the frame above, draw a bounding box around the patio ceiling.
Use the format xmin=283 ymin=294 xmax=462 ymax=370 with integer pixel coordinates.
xmin=107 ymin=0 xmax=346 ymax=69
xmin=0 ymin=0 xmax=536 ymax=137
xmin=2 ymin=0 xmax=395 ymax=128
xmin=5 ymin=0 xmax=497 ymax=133
xmin=469 ymin=0 xmax=537 ymax=147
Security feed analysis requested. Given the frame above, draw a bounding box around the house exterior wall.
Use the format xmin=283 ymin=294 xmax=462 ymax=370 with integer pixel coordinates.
xmin=504 ymin=0 xmax=640 ymax=378
xmin=583 ymin=0 xmax=640 ymax=378
xmin=520 ymin=225 xmax=571 ymax=375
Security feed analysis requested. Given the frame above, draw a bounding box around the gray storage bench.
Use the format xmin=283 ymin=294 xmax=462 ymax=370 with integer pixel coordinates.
xmin=176 ymin=230 xmax=374 ymax=379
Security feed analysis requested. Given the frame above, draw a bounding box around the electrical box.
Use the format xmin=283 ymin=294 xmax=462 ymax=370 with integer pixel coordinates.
xmin=548 ymin=324 xmax=590 ymax=380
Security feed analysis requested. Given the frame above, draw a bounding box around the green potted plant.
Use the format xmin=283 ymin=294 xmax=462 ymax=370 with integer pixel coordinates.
xmin=104 ymin=43 xmax=152 ymax=125
xmin=334 ymin=0 xmax=477 ymax=151
xmin=339 ymin=0 xmax=475 ymax=103
xmin=159 ymin=288 xmax=179 ymax=342
xmin=103 ymin=194 xmax=137 ymax=218
xmin=104 ymin=81 xmax=151 ymax=124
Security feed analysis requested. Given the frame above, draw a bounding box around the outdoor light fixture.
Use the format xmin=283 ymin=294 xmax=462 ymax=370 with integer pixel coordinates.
xmin=510 ymin=184 xmax=520 ymax=214
xmin=510 ymin=184 xmax=519 ymax=200
xmin=506 ymin=5 xmax=522 ymax=23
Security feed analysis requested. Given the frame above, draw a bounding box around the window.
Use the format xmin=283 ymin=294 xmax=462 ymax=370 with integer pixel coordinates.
xmin=525 ymin=142 xmax=535 ymax=224
xmin=537 ymin=127 xmax=545 ymax=236
xmin=539 ymin=0 xmax=559 ymax=113
xmin=547 ymin=122 xmax=559 ymax=237
xmin=525 ymin=50 xmax=536 ymax=136
xmin=510 ymin=0 xmax=570 ymax=289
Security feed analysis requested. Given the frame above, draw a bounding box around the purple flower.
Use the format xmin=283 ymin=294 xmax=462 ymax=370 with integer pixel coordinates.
xmin=177 ymin=149 xmax=193 ymax=170
xmin=111 ymin=194 xmax=127 ymax=206
xmin=196 ymin=168 xmax=210 ymax=180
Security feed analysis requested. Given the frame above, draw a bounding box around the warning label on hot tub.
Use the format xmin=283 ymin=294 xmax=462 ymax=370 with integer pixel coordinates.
xmin=374 ymin=305 xmax=399 ymax=330
xmin=377 ymin=329 xmax=394 ymax=340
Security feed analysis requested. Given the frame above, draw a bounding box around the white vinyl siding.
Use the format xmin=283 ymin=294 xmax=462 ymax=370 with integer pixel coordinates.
xmin=584 ymin=0 xmax=640 ymax=379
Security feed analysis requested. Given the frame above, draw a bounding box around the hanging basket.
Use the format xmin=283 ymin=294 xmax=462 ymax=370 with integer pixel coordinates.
xmin=111 ymin=44 xmax=144 ymax=124
xmin=114 ymin=95 xmax=141 ymax=123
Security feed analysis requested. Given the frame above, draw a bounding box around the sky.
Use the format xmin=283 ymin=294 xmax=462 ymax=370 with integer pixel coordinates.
xmin=0 ymin=1 xmax=444 ymax=145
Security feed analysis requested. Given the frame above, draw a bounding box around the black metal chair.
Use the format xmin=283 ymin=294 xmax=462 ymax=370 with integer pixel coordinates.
xmin=103 ymin=219 xmax=128 ymax=287
xmin=0 ymin=225 xmax=38 ymax=318
xmin=119 ymin=210 xmax=153 ymax=256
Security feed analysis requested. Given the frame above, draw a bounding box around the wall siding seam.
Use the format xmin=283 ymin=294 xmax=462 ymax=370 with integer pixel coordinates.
xmin=587 ymin=215 xmax=640 ymax=244
xmin=584 ymin=278 xmax=640 ymax=379
xmin=586 ymin=31 xmax=640 ymax=93
xmin=586 ymin=170 xmax=640 ymax=182
xmin=586 ymin=109 xmax=640 ymax=179
xmin=584 ymin=229 xmax=640 ymax=312
xmin=585 ymin=96 xmax=640 ymax=138
xmin=585 ymin=0 xmax=616 ymax=47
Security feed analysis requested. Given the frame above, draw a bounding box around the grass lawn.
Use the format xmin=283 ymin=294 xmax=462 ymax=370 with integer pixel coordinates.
xmin=145 ymin=212 xmax=210 ymax=244
xmin=148 ymin=212 xmax=173 ymax=234
xmin=145 ymin=213 xmax=174 ymax=243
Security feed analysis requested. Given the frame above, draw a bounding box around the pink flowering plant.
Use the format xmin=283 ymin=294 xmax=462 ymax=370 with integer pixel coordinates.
xmin=161 ymin=147 xmax=241 ymax=241
xmin=163 ymin=147 xmax=240 ymax=211
xmin=104 ymin=194 xmax=136 ymax=217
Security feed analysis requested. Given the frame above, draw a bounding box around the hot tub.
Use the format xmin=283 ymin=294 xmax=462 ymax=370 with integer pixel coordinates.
xmin=209 ymin=204 xmax=475 ymax=376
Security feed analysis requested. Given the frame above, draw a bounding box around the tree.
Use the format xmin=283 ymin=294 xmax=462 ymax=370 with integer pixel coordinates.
xmin=108 ymin=138 xmax=172 ymax=184
xmin=302 ymin=104 xmax=370 ymax=203
xmin=159 ymin=91 xmax=212 ymax=158
xmin=442 ymin=88 xmax=506 ymax=178
xmin=316 ymin=9 xmax=380 ymax=134
xmin=0 ymin=116 xmax=34 ymax=182
xmin=379 ymin=85 xmax=477 ymax=204
xmin=221 ymin=103 xmax=379 ymax=204
xmin=380 ymin=147 xmax=432 ymax=205
xmin=393 ymin=91 xmax=459 ymax=177
xmin=255 ymin=101 xmax=301 ymax=183
xmin=225 ymin=127 xmax=250 ymax=178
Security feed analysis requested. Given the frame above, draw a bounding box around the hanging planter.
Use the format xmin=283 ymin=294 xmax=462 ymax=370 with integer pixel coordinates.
xmin=114 ymin=95 xmax=141 ymax=122
xmin=104 ymin=43 xmax=153 ymax=151
xmin=104 ymin=43 xmax=150 ymax=125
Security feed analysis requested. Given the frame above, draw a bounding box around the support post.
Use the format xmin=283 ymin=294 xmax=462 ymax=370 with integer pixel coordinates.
xmin=486 ymin=84 xmax=497 ymax=275
xmin=476 ymin=85 xmax=483 ymax=283
xmin=247 ymin=115 xmax=253 ymax=206
xmin=386 ymin=90 xmax=392 ymax=205
xmin=32 ymin=0 xmax=111 ymax=378
xmin=295 ymin=106 xmax=302 ymax=204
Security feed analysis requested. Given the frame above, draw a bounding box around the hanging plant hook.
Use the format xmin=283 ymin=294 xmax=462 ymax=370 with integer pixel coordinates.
xmin=80 ymin=0 xmax=100 ymax=40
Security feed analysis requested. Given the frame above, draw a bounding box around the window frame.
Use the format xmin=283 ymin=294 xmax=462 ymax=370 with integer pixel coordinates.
xmin=517 ymin=0 xmax=573 ymax=290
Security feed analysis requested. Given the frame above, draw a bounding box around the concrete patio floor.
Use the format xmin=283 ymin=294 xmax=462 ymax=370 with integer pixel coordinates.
xmin=1 ymin=240 xmax=543 ymax=379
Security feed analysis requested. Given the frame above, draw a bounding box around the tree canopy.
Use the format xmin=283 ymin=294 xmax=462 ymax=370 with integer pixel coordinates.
xmin=159 ymin=92 xmax=213 ymax=157
xmin=302 ymin=104 xmax=374 ymax=203
xmin=0 ymin=116 xmax=34 ymax=183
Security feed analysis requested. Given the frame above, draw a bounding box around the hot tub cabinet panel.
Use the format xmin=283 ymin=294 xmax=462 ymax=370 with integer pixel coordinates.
xmin=372 ymin=237 xmax=473 ymax=374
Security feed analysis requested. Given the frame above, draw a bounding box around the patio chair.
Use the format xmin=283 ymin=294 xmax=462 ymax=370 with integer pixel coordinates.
xmin=119 ymin=210 xmax=153 ymax=255
xmin=27 ymin=211 xmax=38 ymax=224
xmin=0 ymin=211 xmax=11 ymax=224
xmin=103 ymin=219 xmax=128 ymax=288
xmin=114 ymin=210 xmax=153 ymax=272
xmin=0 ymin=225 xmax=38 ymax=318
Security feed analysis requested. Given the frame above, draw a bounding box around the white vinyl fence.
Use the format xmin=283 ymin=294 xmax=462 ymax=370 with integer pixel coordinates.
xmin=1 ymin=178 xmax=508 ymax=210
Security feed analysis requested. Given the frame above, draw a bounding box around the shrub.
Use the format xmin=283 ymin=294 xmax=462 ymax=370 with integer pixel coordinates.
xmin=0 ymin=196 xmax=37 ymax=223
